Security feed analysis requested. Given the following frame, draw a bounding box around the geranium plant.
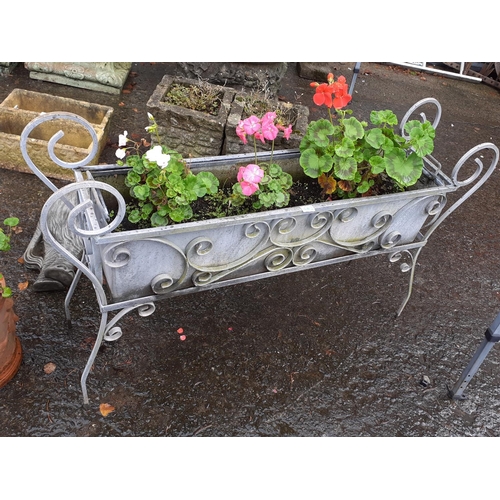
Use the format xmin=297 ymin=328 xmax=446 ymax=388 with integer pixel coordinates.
xmin=116 ymin=114 xmax=220 ymax=227
xmin=299 ymin=73 xmax=436 ymax=197
xmin=0 ymin=217 xmax=20 ymax=298
xmin=230 ymin=111 xmax=294 ymax=209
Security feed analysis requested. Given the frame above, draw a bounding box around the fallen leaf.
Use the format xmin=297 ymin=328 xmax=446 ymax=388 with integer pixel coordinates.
xmin=118 ymin=102 xmax=125 ymax=107
xmin=18 ymin=281 xmax=29 ymax=291
xmin=17 ymin=256 xmax=25 ymax=264
xmin=99 ymin=403 xmax=115 ymax=417
xmin=44 ymin=362 xmax=56 ymax=374
xmin=122 ymin=89 xmax=131 ymax=94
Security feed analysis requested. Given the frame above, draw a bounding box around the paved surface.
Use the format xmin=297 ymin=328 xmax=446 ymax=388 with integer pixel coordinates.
xmin=1 ymin=62 xmax=500 ymax=437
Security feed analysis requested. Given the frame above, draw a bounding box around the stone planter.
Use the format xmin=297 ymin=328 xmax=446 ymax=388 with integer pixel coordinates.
xmin=0 ymin=62 xmax=18 ymax=76
xmin=0 ymin=89 xmax=113 ymax=180
xmin=223 ymin=91 xmax=309 ymax=155
xmin=0 ymin=276 xmax=22 ymax=389
xmin=22 ymin=99 xmax=500 ymax=403
xmin=174 ymin=62 xmax=288 ymax=98
xmin=24 ymin=62 xmax=132 ymax=94
xmin=147 ymin=75 xmax=235 ymax=157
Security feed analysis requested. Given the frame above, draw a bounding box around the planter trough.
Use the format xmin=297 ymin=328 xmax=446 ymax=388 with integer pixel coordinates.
xmin=0 ymin=89 xmax=113 ymax=180
xmin=20 ymin=99 xmax=499 ymax=404
xmin=147 ymin=75 xmax=235 ymax=157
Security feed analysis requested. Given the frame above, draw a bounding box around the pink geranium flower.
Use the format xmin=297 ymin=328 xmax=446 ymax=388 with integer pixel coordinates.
xmin=236 ymin=121 xmax=248 ymax=144
xmin=242 ymin=116 xmax=261 ymax=136
xmin=237 ymin=164 xmax=264 ymax=196
xmin=282 ymin=124 xmax=293 ymax=140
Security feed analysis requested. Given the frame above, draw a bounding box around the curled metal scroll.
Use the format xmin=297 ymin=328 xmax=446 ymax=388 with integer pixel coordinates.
xmin=422 ymin=143 xmax=499 ymax=241
xmin=39 ymin=180 xmax=127 ymax=307
xmin=399 ymin=97 xmax=442 ymax=139
xmin=20 ymin=111 xmax=100 ymax=195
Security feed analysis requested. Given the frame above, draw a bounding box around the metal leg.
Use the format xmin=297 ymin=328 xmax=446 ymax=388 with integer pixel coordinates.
xmin=448 ymin=311 xmax=500 ymax=400
xmin=81 ymin=311 xmax=109 ymax=405
xmin=349 ymin=62 xmax=361 ymax=96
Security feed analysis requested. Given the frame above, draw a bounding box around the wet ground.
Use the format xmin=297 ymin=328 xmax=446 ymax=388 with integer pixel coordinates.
xmin=1 ymin=62 xmax=500 ymax=437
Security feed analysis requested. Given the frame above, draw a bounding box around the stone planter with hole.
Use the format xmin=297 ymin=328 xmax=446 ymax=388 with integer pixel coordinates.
xmin=146 ymin=75 xmax=236 ymax=158
xmin=223 ymin=91 xmax=309 ymax=155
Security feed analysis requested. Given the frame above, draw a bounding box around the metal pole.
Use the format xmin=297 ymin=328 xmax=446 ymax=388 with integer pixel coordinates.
xmin=349 ymin=62 xmax=361 ymax=97
xmin=449 ymin=311 xmax=500 ymax=400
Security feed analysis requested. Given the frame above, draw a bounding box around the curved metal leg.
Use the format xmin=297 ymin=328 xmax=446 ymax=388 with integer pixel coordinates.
xmin=64 ymin=267 xmax=83 ymax=323
xmin=81 ymin=311 xmax=109 ymax=405
xmin=389 ymin=247 xmax=423 ymax=317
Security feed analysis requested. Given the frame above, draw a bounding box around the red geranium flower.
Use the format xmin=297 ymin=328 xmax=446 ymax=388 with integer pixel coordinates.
xmin=332 ymin=77 xmax=352 ymax=109
xmin=313 ymin=83 xmax=335 ymax=108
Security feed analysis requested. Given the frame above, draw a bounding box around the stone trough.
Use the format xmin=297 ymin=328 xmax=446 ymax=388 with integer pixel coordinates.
xmin=0 ymin=89 xmax=113 ymax=180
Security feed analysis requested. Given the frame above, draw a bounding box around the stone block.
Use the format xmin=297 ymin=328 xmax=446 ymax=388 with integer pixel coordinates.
xmin=24 ymin=62 xmax=131 ymax=95
xmin=0 ymin=63 xmax=18 ymax=76
xmin=146 ymin=76 xmax=235 ymax=158
xmin=0 ymin=89 xmax=113 ymax=180
xmin=175 ymin=62 xmax=288 ymax=97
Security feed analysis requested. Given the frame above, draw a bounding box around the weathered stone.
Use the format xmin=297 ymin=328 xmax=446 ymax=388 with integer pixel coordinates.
xmin=147 ymin=76 xmax=235 ymax=157
xmin=298 ymin=62 xmax=343 ymax=81
xmin=24 ymin=62 xmax=131 ymax=94
xmin=0 ymin=62 xmax=18 ymax=76
xmin=175 ymin=62 xmax=287 ymax=97
xmin=0 ymin=89 xmax=113 ymax=180
xmin=223 ymin=91 xmax=309 ymax=155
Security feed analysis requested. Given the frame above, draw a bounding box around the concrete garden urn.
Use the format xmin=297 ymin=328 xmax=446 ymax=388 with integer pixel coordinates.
xmin=0 ymin=276 xmax=21 ymax=388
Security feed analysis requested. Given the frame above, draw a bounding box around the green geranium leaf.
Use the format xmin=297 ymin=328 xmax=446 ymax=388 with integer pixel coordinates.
xmin=0 ymin=232 xmax=10 ymax=252
xmin=151 ymin=212 xmax=169 ymax=227
xmin=280 ymin=172 xmax=293 ymax=189
xmin=133 ymin=184 xmax=151 ymax=201
xmin=342 ymin=117 xmax=365 ymax=141
xmin=365 ymin=128 xmax=386 ymax=149
xmin=405 ymin=121 xmax=435 ymax=157
xmin=194 ymin=171 xmax=219 ymax=196
xmin=125 ymin=171 xmax=141 ymax=187
xmin=268 ymin=163 xmax=282 ymax=177
xmin=3 ymin=217 xmax=19 ymax=227
xmin=334 ymin=157 xmax=357 ymax=180
xmin=369 ymin=155 xmax=386 ymax=174
xmin=371 ymin=110 xmax=398 ymax=127
xmin=2 ymin=286 xmax=12 ymax=298
xmin=300 ymin=149 xmax=334 ymax=178
xmin=166 ymin=158 xmax=186 ymax=175
xmin=335 ymin=137 xmax=355 ymax=158
xmin=385 ymin=150 xmax=423 ymax=186
xmin=357 ymin=180 xmax=373 ymax=194
xmin=306 ymin=119 xmax=335 ymax=148
xmin=127 ymin=209 xmax=142 ymax=224
xmin=170 ymin=205 xmax=193 ymax=223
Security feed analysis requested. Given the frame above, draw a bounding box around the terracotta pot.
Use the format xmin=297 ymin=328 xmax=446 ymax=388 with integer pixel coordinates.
xmin=0 ymin=276 xmax=22 ymax=388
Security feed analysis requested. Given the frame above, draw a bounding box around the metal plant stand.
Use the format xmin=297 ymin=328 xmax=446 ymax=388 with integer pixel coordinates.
xmin=19 ymin=101 xmax=499 ymax=404
xmin=449 ymin=312 xmax=500 ymax=399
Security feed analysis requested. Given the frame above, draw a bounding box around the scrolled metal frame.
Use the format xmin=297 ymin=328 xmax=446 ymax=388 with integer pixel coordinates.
xmin=20 ymin=103 xmax=499 ymax=404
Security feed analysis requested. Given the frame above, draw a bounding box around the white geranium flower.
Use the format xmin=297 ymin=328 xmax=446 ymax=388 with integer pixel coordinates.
xmin=118 ymin=131 xmax=128 ymax=147
xmin=145 ymin=145 xmax=171 ymax=168
xmin=115 ymin=148 xmax=126 ymax=159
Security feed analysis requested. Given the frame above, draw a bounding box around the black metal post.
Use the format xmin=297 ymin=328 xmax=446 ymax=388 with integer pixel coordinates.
xmin=449 ymin=311 xmax=500 ymax=399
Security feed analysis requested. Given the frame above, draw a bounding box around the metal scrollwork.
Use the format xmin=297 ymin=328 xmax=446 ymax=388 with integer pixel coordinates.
xmin=399 ymin=97 xmax=442 ymax=139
